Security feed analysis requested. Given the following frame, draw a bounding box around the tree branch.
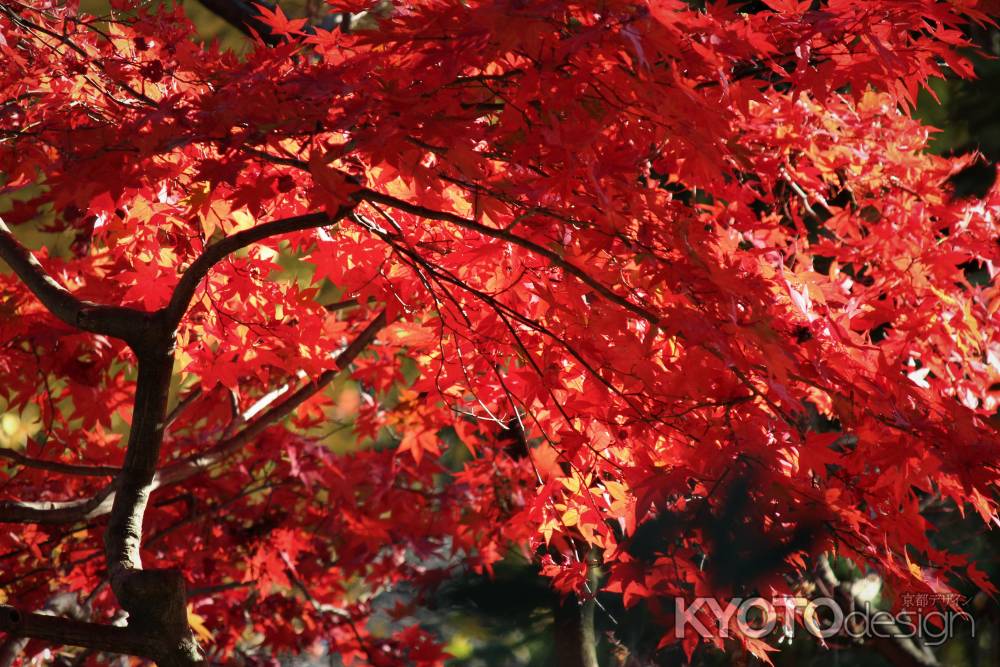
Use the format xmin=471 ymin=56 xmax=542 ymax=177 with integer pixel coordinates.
xmin=195 ymin=0 xmax=364 ymax=45
xmin=236 ymin=151 xmax=664 ymax=327
xmin=158 ymin=309 xmax=387 ymax=484
xmin=0 ymin=486 xmax=115 ymax=524
xmin=355 ymin=187 xmax=661 ymax=326
xmin=0 ymin=604 xmax=159 ymax=661
xmin=0 ymin=447 xmax=118 ymax=477
xmin=194 ymin=0 xmax=282 ymax=46
xmin=0 ymin=216 xmax=147 ymax=343
xmin=163 ymin=207 xmax=353 ymax=328
xmin=553 ymin=550 xmax=600 ymax=667
xmin=2 ymin=208 xmax=374 ymax=664
xmin=0 ymin=228 xmax=377 ymax=527
xmin=817 ymin=556 xmax=940 ymax=667
xmin=165 ymin=387 xmax=203 ymax=430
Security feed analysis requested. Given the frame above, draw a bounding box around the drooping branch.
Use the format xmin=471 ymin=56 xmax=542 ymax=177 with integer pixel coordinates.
xmin=0 ymin=216 xmax=146 ymax=343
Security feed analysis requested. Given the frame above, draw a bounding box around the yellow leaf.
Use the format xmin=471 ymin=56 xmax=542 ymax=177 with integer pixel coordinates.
xmin=187 ymin=605 xmax=214 ymax=642
xmin=905 ymin=548 xmax=923 ymax=581
xmin=229 ymin=208 xmax=256 ymax=234
xmin=564 ymin=374 xmax=585 ymax=393
xmin=560 ymin=476 xmax=581 ymax=495
xmin=603 ymin=481 xmax=628 ymax=502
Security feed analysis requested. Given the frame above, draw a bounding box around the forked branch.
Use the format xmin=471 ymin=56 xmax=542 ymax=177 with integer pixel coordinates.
xmin=1 ymin=206 xmax=370 ymax=665
xmin=0 ymin=217 xmax=147 ymax=343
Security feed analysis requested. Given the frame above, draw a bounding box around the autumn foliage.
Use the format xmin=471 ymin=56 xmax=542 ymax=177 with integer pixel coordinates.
xmin=1 ymin=0 xmax=999 ymax=664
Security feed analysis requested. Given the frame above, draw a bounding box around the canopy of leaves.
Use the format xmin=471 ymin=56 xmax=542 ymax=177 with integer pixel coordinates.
xmin=1 ymin=0 xmax=999 ymax=665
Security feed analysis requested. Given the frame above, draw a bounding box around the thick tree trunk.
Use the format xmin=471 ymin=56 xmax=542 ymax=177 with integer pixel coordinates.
xmin=554 ymin=593 xmax=599 ymax=667
xmin=101 ymin=326 xmax=204 ymax=666
xmin=553 ymin=552 xmax=600 ymax=667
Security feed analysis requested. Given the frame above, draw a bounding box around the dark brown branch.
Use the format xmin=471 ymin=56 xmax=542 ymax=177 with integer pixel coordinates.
xmin=235 ymin=152 xmax=664 ymax=328
xmin=99 ymin=319 xmax=204 ymax=665
xmin=165 ymin=387 xmax=203 ymax=430
xmin=103 ymin=335 xmax=176 ymax=577
xmin=0 ymin=217 xmax=147 ymax=343
xmin=325 ymin=297 xmax=360 ymax=312
xmin=196 ymin=0 xmax=368 ymax=44
xmin=194 ymin=0 xmax=283 ymax=46
xmin=0 ymin=605 xmax=155 ymax=660
xmin=0 ymin=447 xmax=118 ymax=477
xmin=0 ymin=486 xmax=115 ymax=525
xmin=553 ymin=550 xmax=600 ymax=667
xmin=186 ymin=581 xmax=250 ymax=598
xmin=164 ymin=207 xmax=353 ymax=328
xmin=355 ymin=188 xmax=662 ymax=326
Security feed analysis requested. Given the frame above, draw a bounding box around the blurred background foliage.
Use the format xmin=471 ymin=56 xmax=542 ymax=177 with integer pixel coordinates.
xmin=7 ymin=2 xmax=1000 ymax=665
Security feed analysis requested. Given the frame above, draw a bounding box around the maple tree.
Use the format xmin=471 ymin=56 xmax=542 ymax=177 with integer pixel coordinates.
xmin=1 ymin=0 xmax=999 ymax=665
